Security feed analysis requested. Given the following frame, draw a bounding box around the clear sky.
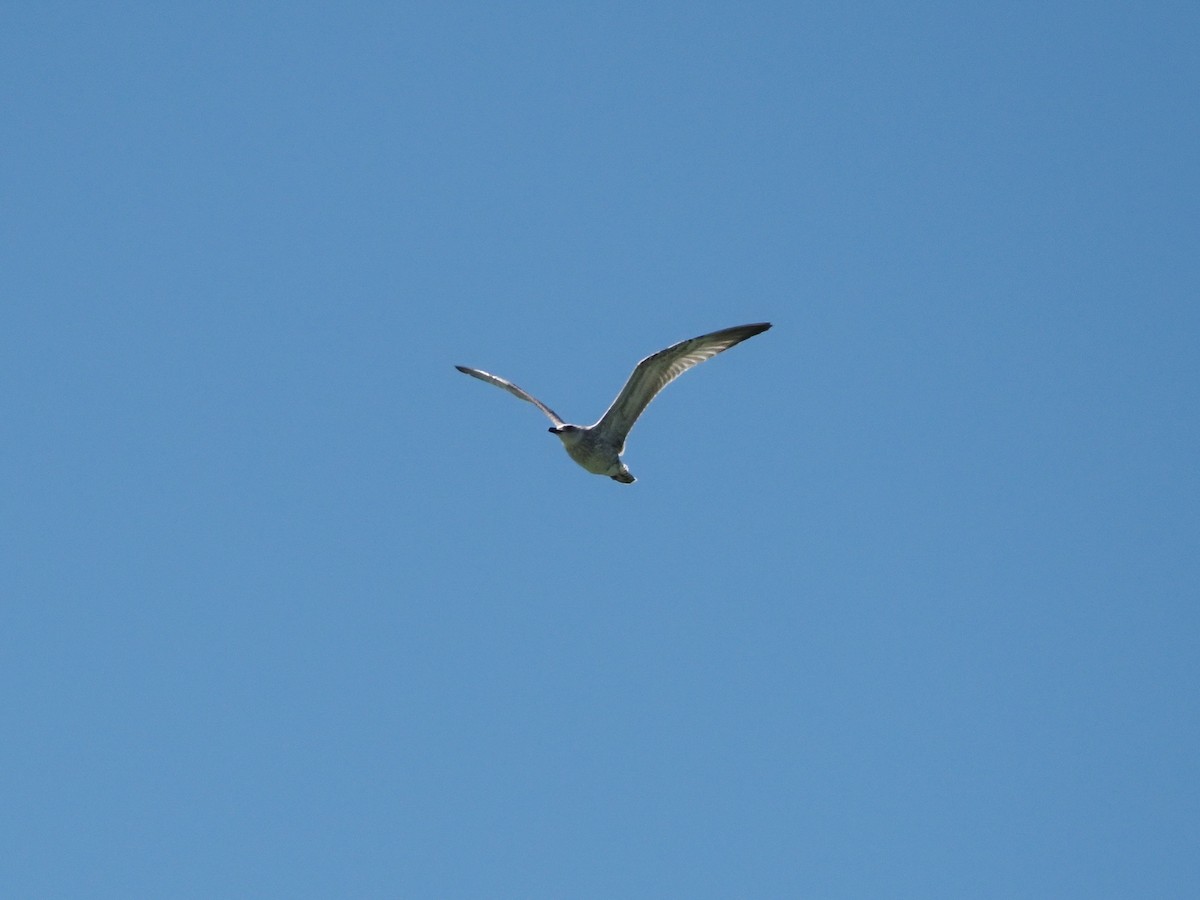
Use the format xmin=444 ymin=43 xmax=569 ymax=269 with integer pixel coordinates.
xmin=3 ymin=2 xmax=1197 ymax=897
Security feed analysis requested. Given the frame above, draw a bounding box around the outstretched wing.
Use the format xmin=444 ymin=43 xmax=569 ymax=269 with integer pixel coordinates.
xmin=455 ymin=365 xmax=565 ymax=427
xmin=595 ymin=322 xmax=771 ymax=446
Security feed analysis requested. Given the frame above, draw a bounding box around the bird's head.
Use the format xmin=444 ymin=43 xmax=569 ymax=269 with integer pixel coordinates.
xmin=549 ymin=424 xmax=583 ymax=445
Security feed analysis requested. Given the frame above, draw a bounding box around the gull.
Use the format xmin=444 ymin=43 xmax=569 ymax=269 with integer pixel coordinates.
xmin=455 ymin=322 xmax=771 ymax=483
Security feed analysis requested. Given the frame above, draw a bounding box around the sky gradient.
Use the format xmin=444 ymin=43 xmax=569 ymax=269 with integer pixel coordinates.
xmin=3 ymin=2 xmax=1198 ymax=897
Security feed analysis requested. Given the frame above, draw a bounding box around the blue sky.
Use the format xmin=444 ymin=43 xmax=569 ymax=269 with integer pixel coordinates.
xmin=3 ymin=2 xmax=1197 ymax=896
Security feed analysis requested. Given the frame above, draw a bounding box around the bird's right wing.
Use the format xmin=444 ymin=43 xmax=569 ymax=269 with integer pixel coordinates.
xmin=595 ymin=322 xmax=771 ymax=447
xmin=454 ymin=365 xmax=566 ymax=427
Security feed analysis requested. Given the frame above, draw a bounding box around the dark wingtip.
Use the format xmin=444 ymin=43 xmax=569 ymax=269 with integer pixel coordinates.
xmin=722 ymin=322 xmax=771 ymax=342
xmin=723 ymin=322 xmax=771 ymax=338
xmin=454 ymin=365 xmax=470 ymax=374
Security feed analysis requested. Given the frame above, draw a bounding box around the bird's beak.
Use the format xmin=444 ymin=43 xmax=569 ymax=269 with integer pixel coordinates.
xmin=548 ymin=427 xmax=559 ymax=434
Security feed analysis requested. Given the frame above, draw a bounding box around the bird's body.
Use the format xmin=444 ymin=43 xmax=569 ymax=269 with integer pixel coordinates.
xmin=553 ymin=422 xmax=634 ymax=482
xmin=455 ymin=322 xmax=771 ymax=483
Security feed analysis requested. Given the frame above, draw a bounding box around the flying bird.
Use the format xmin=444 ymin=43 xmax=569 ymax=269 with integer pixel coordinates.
xmin=455 ymin=322 xmax=771 ymax=483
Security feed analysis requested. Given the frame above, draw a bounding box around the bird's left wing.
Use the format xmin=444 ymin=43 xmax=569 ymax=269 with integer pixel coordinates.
xmin=455 ymin=365 xmax=566 ymax=427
